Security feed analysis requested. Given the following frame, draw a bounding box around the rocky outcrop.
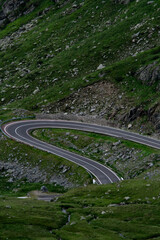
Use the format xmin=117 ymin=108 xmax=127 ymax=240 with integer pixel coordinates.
xmin=2 ymin=0 xmax=25 ymax=21
xmin=0 ymin=10 xmax=8 ymax=26
xmin=0 ymin=160 xmax=75 ymax=188
xmin=0 ymin=0 xmax=35 ymax=27
xmin=123 ymin=103 xmax=160 ymax=133
xmin=125 ymin=106 xmax=146 ymax=122
xmin=149 ymin=104 xmax=160 ymax=132
xmin=136 ymin=62 xmax=160 ymax=89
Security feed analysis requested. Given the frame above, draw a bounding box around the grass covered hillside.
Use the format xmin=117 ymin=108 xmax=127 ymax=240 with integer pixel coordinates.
xmin=0 ymin=0 xmax=160 ymax=239
xmin=0 ymin=0 xmax=159 ymax=133
xmin=1 ymin=179 xmax=160 ymax=239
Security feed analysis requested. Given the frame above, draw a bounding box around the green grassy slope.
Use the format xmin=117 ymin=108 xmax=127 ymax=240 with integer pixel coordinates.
xmin=1 ymin=179 xmax=160 ymax=239
xmin=0 ymin=0 xmax=159 ymax=114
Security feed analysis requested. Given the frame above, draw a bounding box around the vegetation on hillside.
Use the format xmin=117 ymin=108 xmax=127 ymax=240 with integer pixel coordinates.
xmin=0 ymin=0 xmax=159 ymax=113
xmin=1 ymin=178 xmax=160 ymax=239
xmin=0 ymin=0 xmax=160 ymax=238
xmin=33 ymin=128 xmax=160 ymax=180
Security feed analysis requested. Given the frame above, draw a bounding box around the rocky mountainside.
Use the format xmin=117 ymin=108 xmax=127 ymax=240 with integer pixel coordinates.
xmin=0 ymin=0 xmax=37 ymax=27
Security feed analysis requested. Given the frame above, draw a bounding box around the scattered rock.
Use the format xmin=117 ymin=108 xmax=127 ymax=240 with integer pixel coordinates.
xmin=124 ymin=196 xmax=130 ymax=200
xmin=40 ymin=186 xmax=48 ymax=193
xmin=6 ymin=205 xmax=11 ymax=208
xmin=114 ymin=0 xmax=133 ymax=4
xmin=128 ymin=123 xmax=132 ymax=129
xmin=147 ymin=1 xmax=154 ymax=4
xmin=113 ymin=140 xmax=121 ymax=146
xmin=146 ymin=184 xmax=151 ymax=187
xmin=70 ymin=221 xmax=76 ymax=225
xmin=33 ymin=87 xmax=40 ymax=95
xmin=97 ymin=64 xmax=105 ymax=70
xmin=93 ymin=179 xmax=96 ymax=184
xmin=108 ymin=204 xmax=119 ymax=207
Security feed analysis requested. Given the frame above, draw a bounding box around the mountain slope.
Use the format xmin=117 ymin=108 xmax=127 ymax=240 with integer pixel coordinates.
xmin=0 ymin=2 xmax=160 ymax=238
xmin=0 ymin=0 xmax=159 ymax=135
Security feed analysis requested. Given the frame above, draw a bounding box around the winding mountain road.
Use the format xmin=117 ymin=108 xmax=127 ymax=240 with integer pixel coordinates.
xmin=2 ymin=120 xmax=160 ymax=184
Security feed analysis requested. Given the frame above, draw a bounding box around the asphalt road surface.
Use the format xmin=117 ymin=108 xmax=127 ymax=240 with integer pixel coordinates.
xmin=2 ymin=120 xmax=160 ymax=184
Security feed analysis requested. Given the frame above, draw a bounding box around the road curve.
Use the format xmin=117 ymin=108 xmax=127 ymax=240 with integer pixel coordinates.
xmin=2 ymin=120 xmax=160 ymax=184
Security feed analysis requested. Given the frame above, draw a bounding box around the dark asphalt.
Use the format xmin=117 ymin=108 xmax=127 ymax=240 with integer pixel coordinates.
xmin=2 ymin=120 xmax=160 ymax=184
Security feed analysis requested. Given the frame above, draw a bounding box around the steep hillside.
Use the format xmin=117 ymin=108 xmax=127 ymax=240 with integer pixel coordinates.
xmin=0 ymin=0 xmax=159 ymax=134
xmin=0 ymin=1 xmax=160 ymax=238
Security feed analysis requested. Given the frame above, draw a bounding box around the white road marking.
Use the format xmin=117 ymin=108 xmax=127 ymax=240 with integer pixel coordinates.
xmin=2 ymin=119 xmax=160 ymax=184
